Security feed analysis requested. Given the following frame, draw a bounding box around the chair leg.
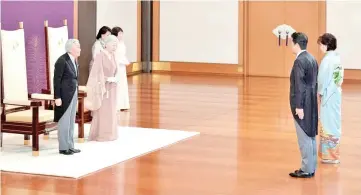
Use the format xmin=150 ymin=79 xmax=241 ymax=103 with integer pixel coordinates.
xmin=24 ymin=135 xmax=30 ymax=145
xmin=78 ymin=97 xmax=85 ymax=143
xmin=32 ymin=133 xmax=39 ymax=157
xmin=43 ymin=132 xmax=49 ymax=140
xmin=32 ymin=106 xmax=40 ymax=156
xmin=78 ymin=122 xmax=84 ymax=143
xmin=0 ymin=132 xmax=3 ymax=148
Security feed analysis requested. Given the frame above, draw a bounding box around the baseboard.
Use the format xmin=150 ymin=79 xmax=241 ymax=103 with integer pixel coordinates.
xmin=127 ymin=71 xmax=142 ymax=76
xmin=150 ymin=63 xmax=361 ymax=81
xmin=344 ymin=69 xmax=361 ymax=80
xmin=126 ymin=62 xmax=142 ymax=76
xmin=151 ymin=61 xmax=243 ymax=76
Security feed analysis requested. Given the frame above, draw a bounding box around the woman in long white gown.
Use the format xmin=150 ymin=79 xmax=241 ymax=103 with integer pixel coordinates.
xmin=111 ymin=26 xmax=130 ymax=111
xmin=89 ymin=26 xmax=111 ymax=72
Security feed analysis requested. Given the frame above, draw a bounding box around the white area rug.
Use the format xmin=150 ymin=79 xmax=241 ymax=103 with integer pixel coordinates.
xmin=0 ymin=124 xmax=199 ymax=178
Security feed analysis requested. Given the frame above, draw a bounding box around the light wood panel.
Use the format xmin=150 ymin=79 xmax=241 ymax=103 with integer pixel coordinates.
xmin=137 ymin=0 xmax=141 ymax=62
xmin=238 ymin=1 xmax=244 ymax=72
xmin=242 ymin=1 xmax=249 ymax=77
xmin=73 ymin=0 xmax=78 ymax=39
xmin=284 ymin=1 xmax=320 ymax=76
xmin=247 ymin=1 xmax=285 ymax=77
xmin=152 ymin=1 xmax=160 ymax=62
xmin=318 ymin=1 xmax=327 ymax=63
xmin=2 ymin=74 xmax=361 ymax=195
xmin=245 ymin=1 xmax=326 ymax=78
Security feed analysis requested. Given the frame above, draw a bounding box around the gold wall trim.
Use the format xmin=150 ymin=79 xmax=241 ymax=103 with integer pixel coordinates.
xmin=152 ymin=62 xmax=171 ymax=71
xmin=238 ymin=66 xmax=243 ymax=73
xmin=131 ymin=62 xmax=142 ymax=72
xmin=151 ymin=61 xmax=242 ymax=76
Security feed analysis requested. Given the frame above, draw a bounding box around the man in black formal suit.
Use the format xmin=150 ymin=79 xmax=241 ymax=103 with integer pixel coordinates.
xmin=288 ymin=32 xmax=319 ymax=178
xmin=53 ymin=39 xmax=82 ymax=155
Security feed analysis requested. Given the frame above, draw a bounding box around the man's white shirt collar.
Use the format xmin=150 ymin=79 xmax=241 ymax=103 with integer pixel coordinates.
xmin=68 ymin=53 xmax=76 ymax=64
xmin=67 ymin=53 xmax=77 ymax=76
xmin=296 ymin=50 xmax=306 ymax=59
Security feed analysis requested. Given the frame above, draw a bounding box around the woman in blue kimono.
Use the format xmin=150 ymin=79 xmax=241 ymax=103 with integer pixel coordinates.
xmin=317 ymin=33 xmax=343 ymax=164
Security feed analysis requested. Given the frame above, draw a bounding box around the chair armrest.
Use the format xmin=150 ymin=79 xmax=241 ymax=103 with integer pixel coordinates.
xmin=78 ymin=90 xmax=87 ymax=98
xmin=3 ymin=99 xmax=42 ymax=107
xmin=41 ymin=89 xmax=51 ymax=94
xmin=78 ymin=85 xmax=87 ymax=92
xmin=30 ymin=93 xmax=55 ymax=101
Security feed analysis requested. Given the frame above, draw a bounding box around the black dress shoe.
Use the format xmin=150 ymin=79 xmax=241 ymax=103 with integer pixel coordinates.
xmin=289 ymin=169 xmax=314 ymax=178
xmin=59 ymin=150 xmax=73 ymax=155
xmin=294 ymin=169 xmax=315 ymax=177
xmin=69 ymin=148 xmax=81 ymax=153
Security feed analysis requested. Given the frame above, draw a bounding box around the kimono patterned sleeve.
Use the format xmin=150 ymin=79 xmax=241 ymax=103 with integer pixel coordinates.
xmin=333 ymin=62 xmax=344 ymax=86
xmin=85 ymin=53 xmax=106 ymax=111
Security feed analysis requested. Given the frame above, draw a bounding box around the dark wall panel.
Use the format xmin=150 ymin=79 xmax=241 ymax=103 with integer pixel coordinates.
xmin=78 ymin=0 xmax=96 ymax=85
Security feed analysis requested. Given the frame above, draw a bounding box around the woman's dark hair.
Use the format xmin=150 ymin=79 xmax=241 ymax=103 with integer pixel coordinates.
xmin=111 ymin=26 xmax=123 ymax=36
xmin=317 ymin=33 xmax=337 ymax=51
xmin=96 ymin=26 xmax=111 ymax=39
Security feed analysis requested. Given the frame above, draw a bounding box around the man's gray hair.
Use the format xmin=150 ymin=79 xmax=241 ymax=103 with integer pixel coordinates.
xmin=65 ymin=39 xmax=80 ymax=53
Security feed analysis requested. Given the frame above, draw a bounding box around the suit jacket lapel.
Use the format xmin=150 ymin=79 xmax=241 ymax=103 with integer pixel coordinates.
xmin=75 ymin=59 xmax=79 ymax=76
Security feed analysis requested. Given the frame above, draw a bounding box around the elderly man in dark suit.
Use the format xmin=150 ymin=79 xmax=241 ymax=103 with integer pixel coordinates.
xmin=288 ymin=32 xmax=319 ymax=178
xmin=53 ymin=39 xmax=82 ymax=155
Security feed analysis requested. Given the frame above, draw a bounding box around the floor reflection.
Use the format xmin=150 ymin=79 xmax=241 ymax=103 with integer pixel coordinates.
xmin=2 ymin=74 xmax=361 ymax=195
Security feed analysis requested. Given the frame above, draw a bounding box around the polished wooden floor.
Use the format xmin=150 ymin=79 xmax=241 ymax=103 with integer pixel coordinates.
xmin=2 ymin=74 xmax=361 ymax=195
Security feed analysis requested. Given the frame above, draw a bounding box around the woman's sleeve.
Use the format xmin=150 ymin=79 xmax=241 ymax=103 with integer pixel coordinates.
xmin=92 ymin=41 xmax=102 ymax=60
xmin=85 ymin=53 xmax=106 ymax=111
xmin=317 ymin=57 xmax=332 ymax=95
